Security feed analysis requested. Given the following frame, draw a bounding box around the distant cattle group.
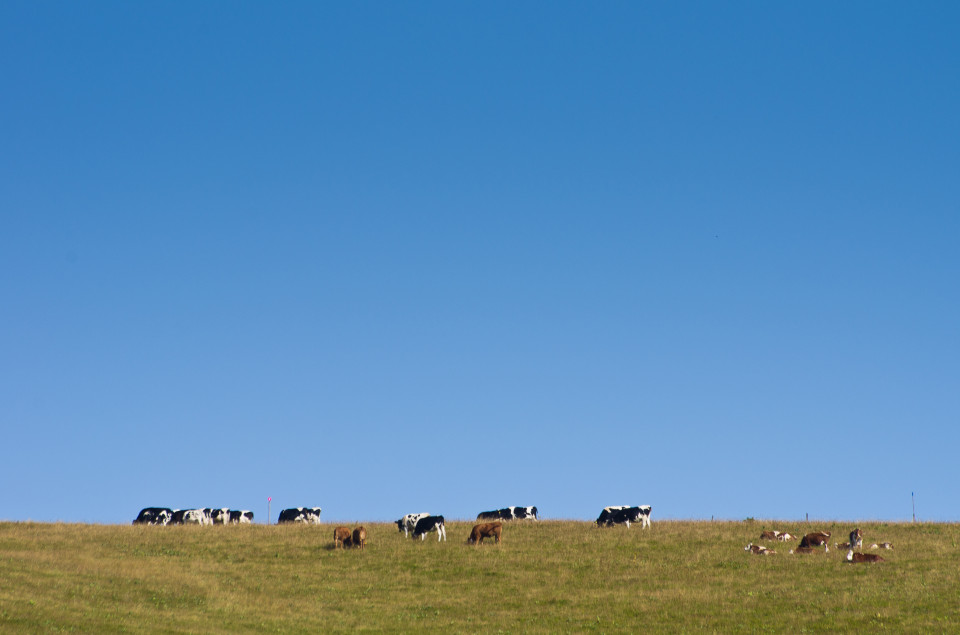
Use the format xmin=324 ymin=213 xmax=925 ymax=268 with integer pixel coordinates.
xmin=746 ymin=526 xmax=891 ymax=564
xmin=133 ymin=507 xmax=253 ymax=525
xmin=132 ymin=503 xmax=895 ymax=570
xmin=134 ymin=503 xmax=657 ymax=534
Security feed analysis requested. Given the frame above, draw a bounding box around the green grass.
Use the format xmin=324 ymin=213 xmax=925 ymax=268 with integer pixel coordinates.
xmin=1 ymin=520 xmax=958 ymax=632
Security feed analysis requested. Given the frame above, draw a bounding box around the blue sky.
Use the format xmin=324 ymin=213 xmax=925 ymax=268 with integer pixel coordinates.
xmin=2 ymin=2 xmax=958 ymax=524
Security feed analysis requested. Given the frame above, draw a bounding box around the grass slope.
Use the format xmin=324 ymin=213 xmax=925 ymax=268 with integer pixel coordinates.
xmin=1 ymin=520 xmax=958 ymax=633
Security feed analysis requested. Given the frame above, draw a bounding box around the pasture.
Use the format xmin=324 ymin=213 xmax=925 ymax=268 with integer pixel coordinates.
xmin=1 ymin=520 xmax=958 ymax=632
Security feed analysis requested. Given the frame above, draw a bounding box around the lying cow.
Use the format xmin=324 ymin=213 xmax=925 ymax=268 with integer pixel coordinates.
xmin=413 ymin=515 xmax=447 ymax=541
xmin=396 ymin=513 xmax=431 ymax=538
xmin=133 ymin=507 xmax=175 ymax=525
xmin=277 ymin=507 xmax=322 ymax=524
xmin=759 ymin=530 xmax=781 ymax=540
xmin=468 ymin=521 xmax=502 ymax=545
xmin=789 ymin=546 xmax=826 ymax=555
xmin=476 ymin=506 xmax=539 ymax=521
xmin=744 ymin=543 xmax=775 ymax=555
xmin=596 ymin=505 xmax=652 ymax=529
xmin=847 ymin=549 xmax=884 ymax=563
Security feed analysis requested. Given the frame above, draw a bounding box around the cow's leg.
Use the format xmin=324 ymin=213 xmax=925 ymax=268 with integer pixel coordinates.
xmin=625 ymin=520 xmax=630 ymax=529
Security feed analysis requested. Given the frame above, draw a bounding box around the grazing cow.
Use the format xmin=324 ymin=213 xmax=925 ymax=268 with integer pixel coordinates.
xmin=468 ymin=522 xmax=503 ymax=545
xmin=210 ymin=508 xmax=231 ymax=524
xmin=333 ymin=526 xmax=352 ymax=549
xmin=847 ymin=549 xmax=884 ymax=563
xmin=166 ymin=508 xmax=212 ymax=525
xmin=396 ymin=513 xmax=431 ymax=538
xmin=352 ymin=526 xmax=367 ymax=550
xmin=477 ymin=506 xmax=539 ymax=521
xmin=849 ymin=528 xmax=863 ymax=549
xmin=799 ymin=532 xmax=831 ymax=550
xmin=777 ymin=533 xmax=798 ymax=542
xmin=413 ymin=515 xmax=447 ymax=541
xmin=229 ymin=510 xmax=254 ymax=524
xmin=133 ymin=507 xmax=174 ymax=525
xmin=759 ymin=530 xmax=781 ymax=540
xmin=744 ymin=543 xmax=775 ymax=555
xmin=596 ymin=505 xmax=652 ymax=529
xmin=277 ymin=507 xmax=322 ymax=524
xmin=182 ymin=508 xmax=213 ymax=525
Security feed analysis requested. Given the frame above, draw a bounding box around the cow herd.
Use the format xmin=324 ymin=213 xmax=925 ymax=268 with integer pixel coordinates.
xmin=132 ymin=507 xmax=254 ymax=525
xmin=132 ymin=503 xmax=655 ymax=547
xmin=744 ymin=527 xmax=893 ymax=563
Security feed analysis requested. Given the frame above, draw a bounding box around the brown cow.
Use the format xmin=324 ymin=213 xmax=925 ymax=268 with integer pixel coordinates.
xmin=468 ymin=521 xmax=502 ymax=545
xmin=799 ymin=531 xmax=831 ymax=550
xmin=759 ymin=530 xmax=781 ymax=541
xmin=847 ymin=549 xmax=884 ymax=563
xmin=352 ymin=526 xmax=367 ymax=550
xmin=789 ymin=546 xmax=822 ymax=554
xmin=334 ymin=526 xmax=351 ymax=549
xmin=744 ymin=543 xmax=775 ymax=555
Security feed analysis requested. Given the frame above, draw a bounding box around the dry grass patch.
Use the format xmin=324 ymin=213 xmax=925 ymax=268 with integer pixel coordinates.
xmin=1 ymin=520 xmax=958 ymax=632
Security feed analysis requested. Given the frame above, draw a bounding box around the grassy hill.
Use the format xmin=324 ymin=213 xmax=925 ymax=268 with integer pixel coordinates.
xmin=1 ymin=519 xmax=958 ymax=632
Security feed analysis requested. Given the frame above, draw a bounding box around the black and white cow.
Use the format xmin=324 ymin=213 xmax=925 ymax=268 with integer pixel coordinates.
xmin=596 ymin=505 xmax=652 ymax=529
xmin=277 ymin=507 xmax=322 ymax=524
xmin=477 ymin=506 xmax=539 ymax=521
xmin=229 ymin=510 xmax=254 ymax=524
xmin=210 ymin=509 xmax=254 ymax=524
xmin=165 ymin=508 xmax=213 ymax=525
xmin=412 ymin=515 xmax=447 ymax=541
xmin=396 ymin=513 xmax=431 ymax=538
xmin=182 ymin=508 xmax=214 ymax=525
xmin=133 ymin=507 xmax=175 ymax=525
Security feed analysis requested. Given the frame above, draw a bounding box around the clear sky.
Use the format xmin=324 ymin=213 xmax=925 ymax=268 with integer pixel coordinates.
xmin=2 ymin=2 xmax=958 ymax=525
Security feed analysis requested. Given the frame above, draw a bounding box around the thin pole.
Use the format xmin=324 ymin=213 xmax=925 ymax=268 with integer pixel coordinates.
xmin=268 ymin=497 xmax=272 ymax=526
xmin=912 ymin=492 xmax=916 ymax=523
